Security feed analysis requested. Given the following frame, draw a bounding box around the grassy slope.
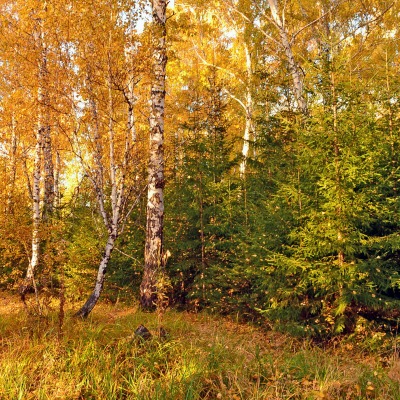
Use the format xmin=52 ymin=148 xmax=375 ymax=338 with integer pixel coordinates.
xmin=0 ymin=293 xmax=400 ymax=399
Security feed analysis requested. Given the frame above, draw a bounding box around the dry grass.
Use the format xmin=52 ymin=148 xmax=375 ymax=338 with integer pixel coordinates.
xmin=0 ymin=291 xmax=399 ymax=399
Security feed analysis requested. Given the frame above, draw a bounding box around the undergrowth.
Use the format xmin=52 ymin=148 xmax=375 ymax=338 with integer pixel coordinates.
xmin=0 ymin=293 xmax=400 ymax=399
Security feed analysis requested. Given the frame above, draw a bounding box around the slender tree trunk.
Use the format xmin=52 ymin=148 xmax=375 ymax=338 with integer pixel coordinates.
xmin=75 ymin=229 xmax=117 ymax=317
xmin=140 ymin=0 xmax=168 ymax=310
xmin=239 ymin=43 xmax=254 ymax=177
xmin=38 ymin=4 xmax=54 ymax=221
xmin=42 ymin=121 xmax=54 ymax=220
xmin=76 ymin=31 xmax=134 ymax=316
xmin=20 ymin=120 xmax=42 ymax=300
xmin=20 ymin=3 xmax=52 ymax=300
xmin=267 ymin=0 xmax=307 ymax=114
xmin=76 ymin=71 xmax=113 ymax=317
xmin=75 ymin=108 xmax=117 ymax=317
xmin=87 ymin=75 xmax=109 ymax=229
xmin=6 ymin=115 xmax=17 ymax=215
xmin=53 ymin=150 xmax=61 ymax=210
xmin=127 ymin=75 xmax=137 ymax=144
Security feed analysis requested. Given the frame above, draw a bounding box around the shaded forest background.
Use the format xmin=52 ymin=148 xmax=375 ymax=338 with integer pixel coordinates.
xmin=0 ymin=0 xmax=399 ymax=338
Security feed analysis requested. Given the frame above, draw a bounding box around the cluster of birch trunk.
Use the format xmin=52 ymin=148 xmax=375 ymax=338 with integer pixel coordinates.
xmin=14 ymin=0 xmax=168 ymax=315
xmin=0 ymin=0 xmax=399 ymax=324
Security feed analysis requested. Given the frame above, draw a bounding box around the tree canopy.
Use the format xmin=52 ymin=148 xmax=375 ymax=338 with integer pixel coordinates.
xmin=0 ymin=0 xmax=399 ymax=337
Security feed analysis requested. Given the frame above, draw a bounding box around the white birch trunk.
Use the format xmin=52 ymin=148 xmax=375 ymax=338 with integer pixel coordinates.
xmin=75 ymin=228 xmax=118 ymax=317
xmin=21 ymin=120 xmax=42 ymax=299
xmin=140 ymin=0 xmax=168 ymax=309
xmin=38 ymin=3 xmax=54 ymax=220
xmin=239 ymin=43 xmax=255 ymax=177
xmin=268 ymin=0 xmax=307 ymax=114
xmin=127 ymin=76 xmax=137 ymax=143
xmin=76 ymin=40 xmax=133 ymax=316
xmin=29 ymin=133 xmax=42 ymax=278
xmin=21 ymin=4 xmax=52 ymax=298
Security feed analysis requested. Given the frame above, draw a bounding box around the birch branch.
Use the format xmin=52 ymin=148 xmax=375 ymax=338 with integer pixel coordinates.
xmin=192 ymin=42 xmax=245 ymax=85
xmin=223 ymin=89 xmax=246 ymax=111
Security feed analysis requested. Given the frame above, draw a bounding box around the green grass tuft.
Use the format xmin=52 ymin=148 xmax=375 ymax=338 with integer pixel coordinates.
xmin=0 ymin=294 xmax=400 ymax=399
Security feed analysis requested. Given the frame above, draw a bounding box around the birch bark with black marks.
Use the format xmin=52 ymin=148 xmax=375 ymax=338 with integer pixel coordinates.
xmin=76 ymin=70 xmax=113 ymax=317
xmin=21 ymin=3 xmax=53 ymax=300
xmin=37 ymin=4 xmax=54 ymax=221
xmin=140 ymin=0 xmax=168 ymax=310
xmin=75 ymin=99 xmax=136 ymax=317
xmin=21 ymin=121 xmax=42 ymax=301
xmin=76 ymin=31 xmax=137 ymax=317
xmin=75 ymin=70 xmax=106 ymax=317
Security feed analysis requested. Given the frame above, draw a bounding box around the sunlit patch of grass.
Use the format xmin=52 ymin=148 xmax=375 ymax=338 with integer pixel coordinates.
xmin=0 ymin=292 xmax=400 ymax=399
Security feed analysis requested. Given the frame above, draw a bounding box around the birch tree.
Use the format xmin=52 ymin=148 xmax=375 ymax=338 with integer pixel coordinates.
xmin=224 ymin=0 xmax=258 ymax=177
xmin=74 ymin=2 xmax=146 ymax=317
xmin=74 ymin=78 xmax=135 ymax=317
xmin=19 ymin=2 xmax=55 ymax=300
xmin=140 ymin=0 xmax=168 ymax=309
xmin=266 ymin=0 xmax=307 ymax=114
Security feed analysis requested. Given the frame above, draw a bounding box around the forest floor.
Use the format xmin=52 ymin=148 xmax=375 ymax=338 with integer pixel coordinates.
xmin=0 ymin=292 xmax=400 ymax=399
